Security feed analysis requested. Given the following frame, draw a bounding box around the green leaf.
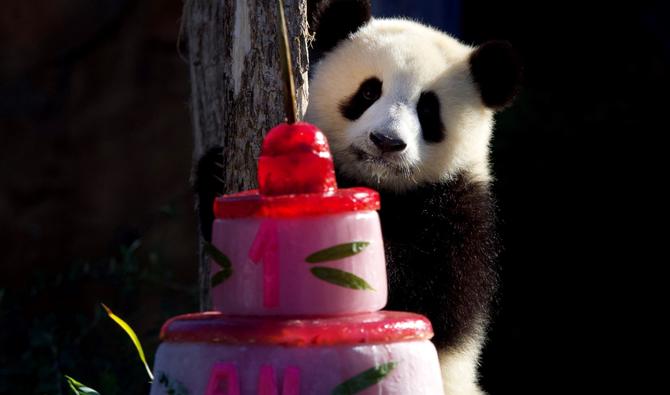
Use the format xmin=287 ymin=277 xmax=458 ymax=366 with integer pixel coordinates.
xmin=211 ymin=267 xmax=233 ymax=287
xmin=306 ymin=242 xmax=370 ymax=263
xmin=331 ymin=362 xmax=397 ymax=395
xmin=203 ymin=241 xmax=232 ymax=269
xmin=120 ymin=239 xmax=142 ymax=263
xmin=310 ymin=267 xmax=374 ymax=291
xmin=203 ymin=242 xmax=233 ymax=287
xmin=64 ymin=375 xmax=101 ymax=395
xmin=101 ymin=303 xmax=154 ymax=381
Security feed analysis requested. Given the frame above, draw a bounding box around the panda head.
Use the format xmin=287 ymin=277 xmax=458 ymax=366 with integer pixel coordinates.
xmin=305 ymin=0 xmax=522 ymax=192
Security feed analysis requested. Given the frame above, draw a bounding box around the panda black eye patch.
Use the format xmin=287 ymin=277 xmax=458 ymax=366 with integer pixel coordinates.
xmin=417 ymin=91 xmax=445 ymax=143
xmin=339 ymin=77 xmax=382 ymax=120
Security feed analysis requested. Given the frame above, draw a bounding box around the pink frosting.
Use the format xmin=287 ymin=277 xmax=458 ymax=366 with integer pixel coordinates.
xmin=248 ymin=220 xmax=280 ymax=308
xmin=204 ymin=363 xmax=301 ymax=395
xmin=211 ymin=211 xmax=387 ymax=315
xmin=281 ymin=367 xmax=300 ymax=395
xmin=257 ymin=366 xmax=276 ymax=395
xmin=205 ymin=363 xmax=240 ymax=395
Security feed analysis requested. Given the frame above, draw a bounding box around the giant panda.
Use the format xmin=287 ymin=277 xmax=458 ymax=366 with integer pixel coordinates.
xmin=305 ymin=1 xmax=522 ymax=394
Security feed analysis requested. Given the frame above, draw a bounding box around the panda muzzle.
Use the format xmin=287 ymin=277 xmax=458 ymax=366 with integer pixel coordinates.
xmin=369 ymin=132 xmax=407 ymax=153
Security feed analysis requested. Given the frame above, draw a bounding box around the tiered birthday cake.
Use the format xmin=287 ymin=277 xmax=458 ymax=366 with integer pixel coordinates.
xmin=149 ymin=122 xmax=444 ymax=394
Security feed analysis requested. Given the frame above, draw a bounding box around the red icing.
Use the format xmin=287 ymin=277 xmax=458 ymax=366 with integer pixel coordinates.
xmin=261 ymin=122 xmax=330 ymax=157
xmin=259 ymin=122 xmax=336 ymax=196
xmin=214 ymin=188 xmax=379 ymax=219
xmin=215 ymin=122 xmax=380 ymax=219
xmin=206 ymin=363 xmax=240 ymax=395
xmin=160 ymin=311 xmax=433 ymax=346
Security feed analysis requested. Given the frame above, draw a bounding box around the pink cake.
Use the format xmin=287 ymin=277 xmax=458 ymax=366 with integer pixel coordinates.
xmin=149 ymin=122 xmax=444 ymax=394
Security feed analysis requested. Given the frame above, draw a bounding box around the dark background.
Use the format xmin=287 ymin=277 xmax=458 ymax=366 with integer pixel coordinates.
xmin=1 ymin=0 xmax=665 ymax=393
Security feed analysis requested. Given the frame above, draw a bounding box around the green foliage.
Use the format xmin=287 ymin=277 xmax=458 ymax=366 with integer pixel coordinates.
xmin=102 ymin=304 xmax=154 ymax=381
xmin=0 ymin=208 xmax=198 ymax=394
xmin=65 ymin=375 xmax=101 ymax=394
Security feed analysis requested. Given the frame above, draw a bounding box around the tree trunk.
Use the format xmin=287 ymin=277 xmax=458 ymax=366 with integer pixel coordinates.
xmin=182 ymin=0 xmax=310 ymax=310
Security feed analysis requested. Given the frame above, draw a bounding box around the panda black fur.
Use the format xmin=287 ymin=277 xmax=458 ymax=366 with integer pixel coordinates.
xmin=306 ymin=1 xmax=522 ymax=394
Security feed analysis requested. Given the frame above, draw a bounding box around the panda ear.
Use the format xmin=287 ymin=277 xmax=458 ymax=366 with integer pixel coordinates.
xmin=469 ymin=40 xmax=523 ymax=109
xmin=309 ymin=0 xmax=372 ymax=59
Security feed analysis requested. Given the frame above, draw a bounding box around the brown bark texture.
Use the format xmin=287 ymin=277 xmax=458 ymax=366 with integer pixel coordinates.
xmin=182 ymin=0 xmax=310 ymax=309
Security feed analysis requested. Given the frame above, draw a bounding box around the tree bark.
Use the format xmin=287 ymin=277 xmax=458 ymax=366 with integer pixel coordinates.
xmin=182 ymin=0 xmax=309 ymax=310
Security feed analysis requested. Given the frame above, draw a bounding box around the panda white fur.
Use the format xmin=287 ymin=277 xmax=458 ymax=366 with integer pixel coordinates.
xmin=305 ymin=1 xmax=522 ymax=394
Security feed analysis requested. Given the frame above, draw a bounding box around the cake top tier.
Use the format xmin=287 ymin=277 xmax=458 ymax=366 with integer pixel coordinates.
xmin=214 ymin=122 xmax=379 ymax=219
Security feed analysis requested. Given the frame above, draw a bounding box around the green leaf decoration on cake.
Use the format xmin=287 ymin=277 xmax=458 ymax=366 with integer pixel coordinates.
xmin=331 ymin=361 xmax=397 ymax=394
xmin=310 ymin=267 xmax=374 ymax=291
xmin=203 ymin=241 xmax=233 ymax=287
xmin=306 ymin=241 xmax=370 ymax=263
xmin=203 ymin=241 xmax=232 ymax=268
xmin=211 ymin=268 xmax=233 ymax=288
xmin=157 ymin=371 xmax=190 ymax=395
xmin=64 ymin=375 xmax=100 ymax=395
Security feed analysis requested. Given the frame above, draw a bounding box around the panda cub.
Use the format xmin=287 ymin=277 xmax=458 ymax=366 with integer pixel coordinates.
xmin=306 ymin=1 xmax=522 ymax=394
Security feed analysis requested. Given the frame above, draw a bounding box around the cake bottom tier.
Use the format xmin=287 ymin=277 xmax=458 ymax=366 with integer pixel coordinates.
xmin=150 ymin=340 xmax=443 ymax=395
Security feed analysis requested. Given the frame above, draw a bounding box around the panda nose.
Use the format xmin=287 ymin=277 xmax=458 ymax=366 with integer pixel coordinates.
xmin=369 ymin=132 xmax=407 ymax=153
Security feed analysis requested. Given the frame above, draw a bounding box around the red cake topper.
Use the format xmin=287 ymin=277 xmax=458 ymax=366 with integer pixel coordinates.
xmin=258 ymin=122 xmax=337 ymax=196
xmin=214 ymin=122 xmax=379 ymax=219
